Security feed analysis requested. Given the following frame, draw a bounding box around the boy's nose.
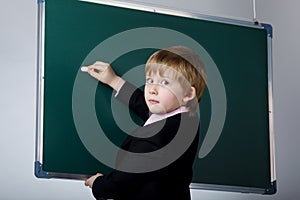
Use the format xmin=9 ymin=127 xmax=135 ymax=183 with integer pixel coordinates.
xmin=149 ymin=84 xmax=158 ymax=95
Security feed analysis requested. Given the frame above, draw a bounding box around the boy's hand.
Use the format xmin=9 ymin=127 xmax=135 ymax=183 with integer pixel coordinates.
xmin=87 ymin=61 xmax=117 ymax=86
xmin=87 ymin=61 xmax=125 ymax=91
xmin=85 ymin=173 xmax=103 ymax=188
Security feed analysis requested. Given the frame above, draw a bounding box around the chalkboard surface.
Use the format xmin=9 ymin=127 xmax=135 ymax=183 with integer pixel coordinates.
xmin=35 ymin=0 xmax=276 ymax=194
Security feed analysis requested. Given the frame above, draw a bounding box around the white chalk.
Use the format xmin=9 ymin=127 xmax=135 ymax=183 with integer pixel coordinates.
xmin=81 ymin=66 xmax=88 ymax=72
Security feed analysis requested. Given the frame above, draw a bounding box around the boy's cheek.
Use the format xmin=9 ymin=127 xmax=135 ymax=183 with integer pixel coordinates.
xmin=162 ymin=86 xmax=184 ymax=101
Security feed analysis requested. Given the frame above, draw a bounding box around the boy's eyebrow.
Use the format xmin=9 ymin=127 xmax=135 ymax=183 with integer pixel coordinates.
xmin=146 ymin=73 xmax=172 ymax=79
xmin=159 ymin=71 xmax=175 ymax=79
xmin=146 ymin=69 xmax=176 ymax=79
xmin=160 ymin=74 xmax=172 ymax=79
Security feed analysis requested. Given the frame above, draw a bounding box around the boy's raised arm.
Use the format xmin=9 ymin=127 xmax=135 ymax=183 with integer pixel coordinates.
xmin=85 ymin=61 xmax=149 ymax=122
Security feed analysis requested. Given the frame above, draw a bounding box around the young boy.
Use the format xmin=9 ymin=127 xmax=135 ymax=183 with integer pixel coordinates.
xmin=84 ymin=46 xmax=207 ymax=200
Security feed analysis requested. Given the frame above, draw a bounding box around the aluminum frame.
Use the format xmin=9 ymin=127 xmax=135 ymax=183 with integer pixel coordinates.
xmin=35 ymin=0 xmax=276 ymax=193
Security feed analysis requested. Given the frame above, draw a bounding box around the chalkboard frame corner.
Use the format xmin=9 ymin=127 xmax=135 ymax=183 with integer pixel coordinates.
xmin=264 ymin=180 xmax=277 ymax=195
xmin=261 ymin=23 xmax=273 ymax=38
xmin=34 ymin=161 xmax=52 ymax=179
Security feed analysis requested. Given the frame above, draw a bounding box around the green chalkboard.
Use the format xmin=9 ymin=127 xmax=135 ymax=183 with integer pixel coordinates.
xmin=35 ymin=0 xmax=276 ymax=194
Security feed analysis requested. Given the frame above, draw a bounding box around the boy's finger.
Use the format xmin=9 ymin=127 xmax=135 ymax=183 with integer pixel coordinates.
xmin=84 ymin=179 xmax=89 ymax=186
xmin=88 ymin=67 xmax=101 ymax=74
xmin=95 ymin=61 xmax=108 ymax=65
xmin=88 ymin=70 xmax=101 ymax=78
xmin=94 ymin=61 xmax=109 ymax=69
xmin=89 ymin=65 xmax=107 ymax=73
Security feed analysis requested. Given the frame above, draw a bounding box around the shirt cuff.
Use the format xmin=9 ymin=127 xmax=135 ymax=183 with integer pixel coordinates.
xmin=114 ymin=79 xmax=126 ymax=97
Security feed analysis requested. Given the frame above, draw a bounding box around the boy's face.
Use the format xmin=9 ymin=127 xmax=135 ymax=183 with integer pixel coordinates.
xmin=144 ymin=71 xmax=186 ymax=114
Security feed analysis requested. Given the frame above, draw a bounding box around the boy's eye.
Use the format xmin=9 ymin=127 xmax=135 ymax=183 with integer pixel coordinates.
xmin=161 ymin=79 xmax=169 ymax=86
xmin=146 ymin=78 xmax=154 ymax=84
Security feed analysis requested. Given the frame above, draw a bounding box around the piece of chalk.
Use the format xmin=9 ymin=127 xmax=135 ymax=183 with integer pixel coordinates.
xmin=81 ymin=66 xmax=88 ymax=72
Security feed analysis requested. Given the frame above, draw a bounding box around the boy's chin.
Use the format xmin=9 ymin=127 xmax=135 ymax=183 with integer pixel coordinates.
xmin=148 ymin=106 xmax=167 ymax=115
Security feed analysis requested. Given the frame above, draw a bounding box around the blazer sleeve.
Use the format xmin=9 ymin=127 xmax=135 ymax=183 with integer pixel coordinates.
xmin=92 ymin=170 xmax=144 ymax=200
xmin=116 ymin=81 xmax=149 ymax=122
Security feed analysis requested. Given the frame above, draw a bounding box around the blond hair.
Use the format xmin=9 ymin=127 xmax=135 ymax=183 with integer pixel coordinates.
xmin=145 ymin=46 xmax=207 ymax=114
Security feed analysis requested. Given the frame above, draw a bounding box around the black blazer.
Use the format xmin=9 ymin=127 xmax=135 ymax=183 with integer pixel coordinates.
xmin=92 ymin=82 xmax=200 ymax=200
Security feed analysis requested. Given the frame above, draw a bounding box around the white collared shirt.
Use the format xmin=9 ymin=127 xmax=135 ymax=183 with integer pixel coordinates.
xmin=143 ymin=106 xmax=189 ymax=126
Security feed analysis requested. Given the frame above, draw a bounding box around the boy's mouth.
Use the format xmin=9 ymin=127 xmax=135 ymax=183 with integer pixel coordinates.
xmin=148 ymin=99 xmax=159 ymax=104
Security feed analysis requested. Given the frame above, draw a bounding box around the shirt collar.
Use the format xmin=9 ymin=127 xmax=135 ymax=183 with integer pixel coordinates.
xmin=143 ymin=106 xmax=189 ymax=126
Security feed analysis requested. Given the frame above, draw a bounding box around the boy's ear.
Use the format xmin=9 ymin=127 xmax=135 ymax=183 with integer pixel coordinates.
xmin=182 ymin=86 xmax=196 ymax=104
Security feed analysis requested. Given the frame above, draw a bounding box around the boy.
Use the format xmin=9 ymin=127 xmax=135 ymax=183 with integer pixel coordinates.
xmin=84 ymin=46 xmax=207 ymax=200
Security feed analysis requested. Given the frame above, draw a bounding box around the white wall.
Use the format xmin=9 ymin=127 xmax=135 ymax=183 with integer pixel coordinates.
xmin=1 ymin=0 xmax=299 ymax=199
